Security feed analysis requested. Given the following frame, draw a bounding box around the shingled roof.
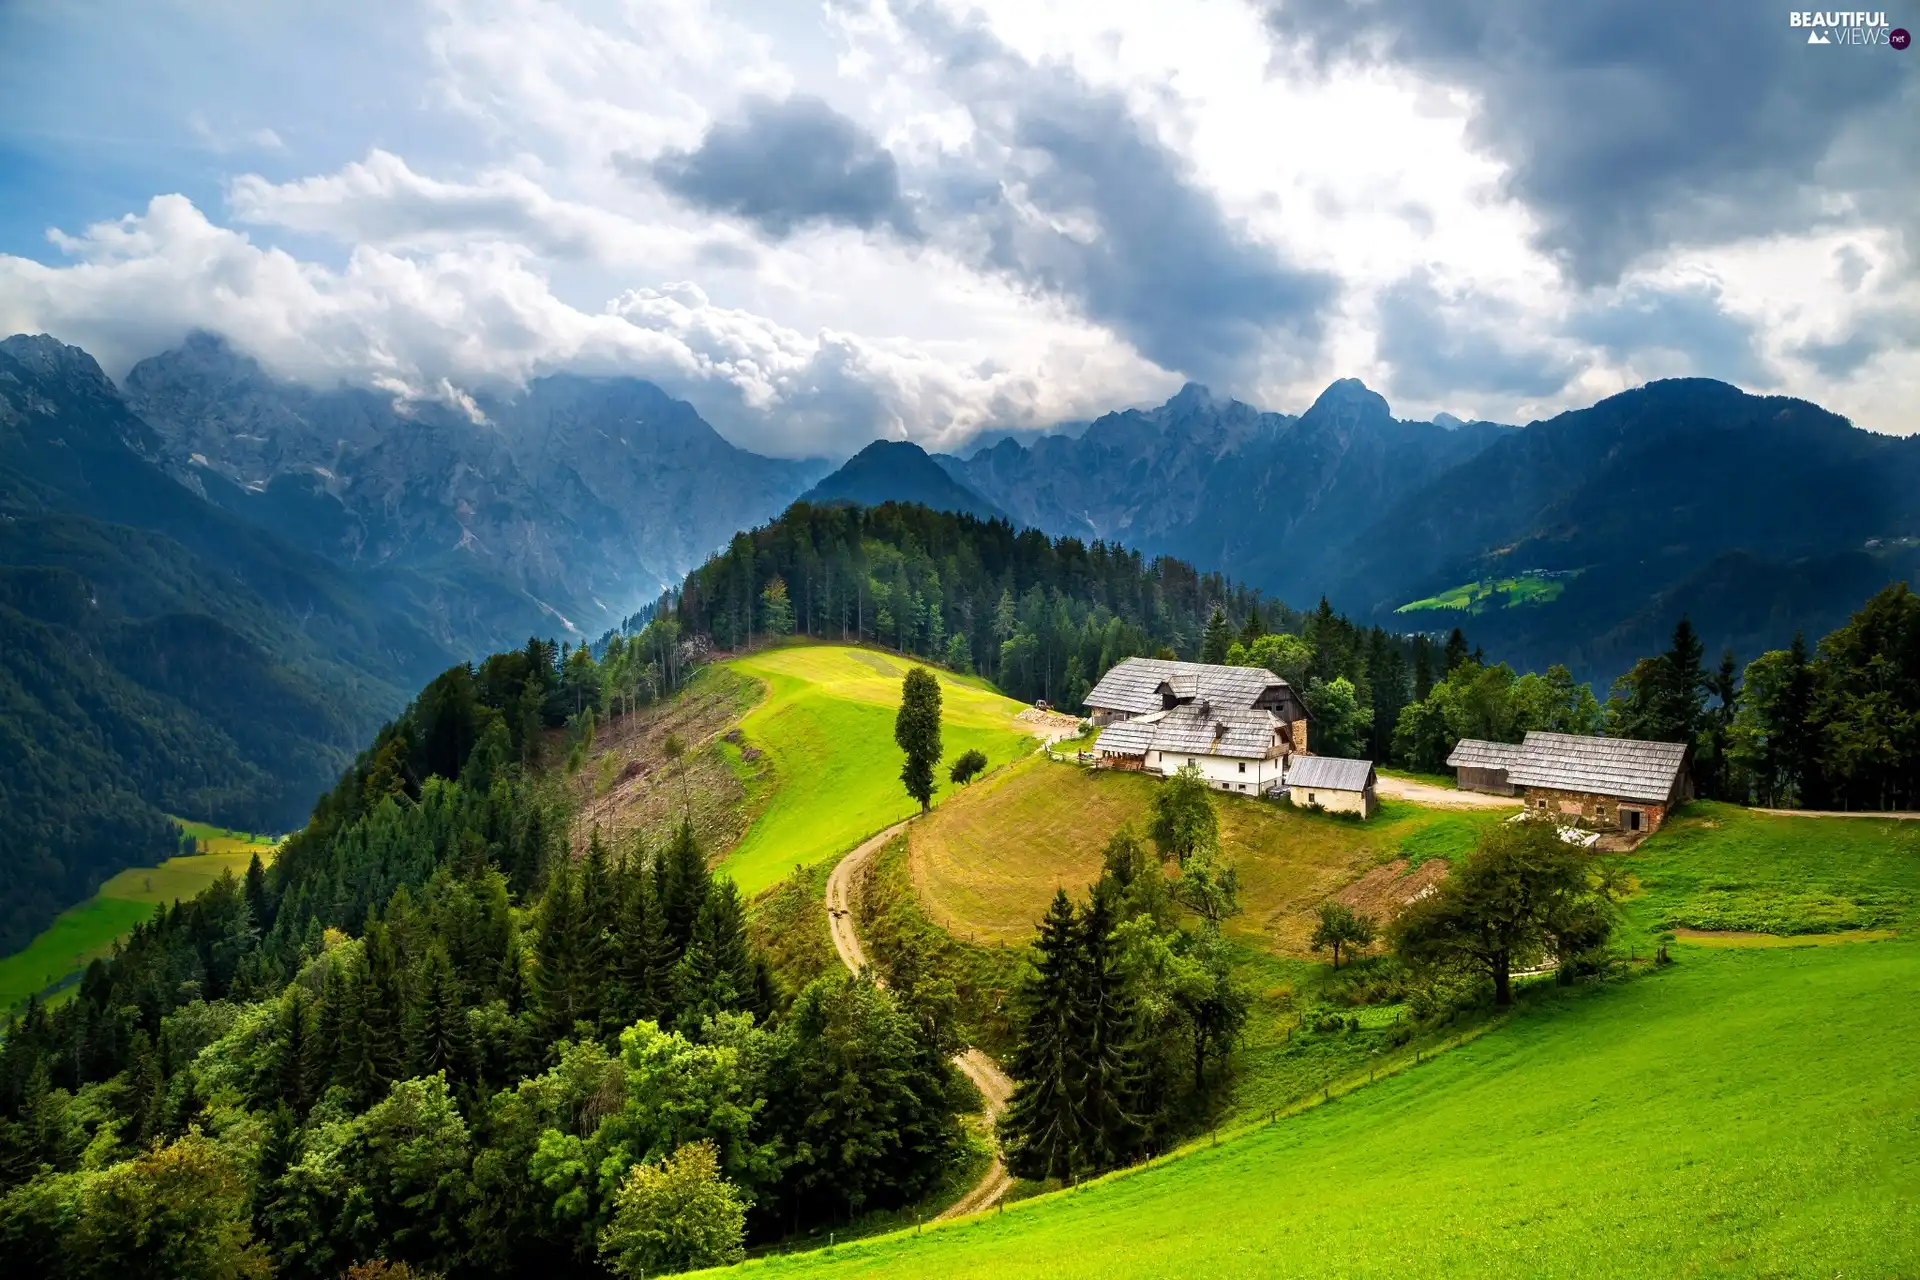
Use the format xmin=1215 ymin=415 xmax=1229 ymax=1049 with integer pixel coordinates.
xmin=1093 ymin=703 xmax=1284 ymax=760
xmin=1446 ymin=739 xmax=1524 ymax=770
xmin=1084 ymin=657 xmax=1289 ymax=717
xmin=1502 ymin=732 xmax=1689 ymax=803
xmin=1286 ymin=755 xmax=1376 ymax=792
xmin=1092 ymin=719 xmax=1157 ymax=755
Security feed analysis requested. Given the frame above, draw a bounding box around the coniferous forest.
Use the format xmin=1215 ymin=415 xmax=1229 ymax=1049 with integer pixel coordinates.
xmin=0 ymin=638 xmax=965 ymax=1279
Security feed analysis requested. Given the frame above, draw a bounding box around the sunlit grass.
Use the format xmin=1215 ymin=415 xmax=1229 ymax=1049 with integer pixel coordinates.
xmin=716 ymin=644 xmax=1038 ymax=895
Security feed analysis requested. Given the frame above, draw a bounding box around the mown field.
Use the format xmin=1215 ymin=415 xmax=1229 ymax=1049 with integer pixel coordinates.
xmin=0 ymin=821 xmax=277 ymax=1014
xmin=1621 ymin=801 xmax=1920 ymax=941
xmin=718 ymin=645 xmax=1039 ymax=895
xmin=909 ymin=755 xmax=1500 ymax=954
xmin=715 ymin=939 xmax=1920 ymax=1279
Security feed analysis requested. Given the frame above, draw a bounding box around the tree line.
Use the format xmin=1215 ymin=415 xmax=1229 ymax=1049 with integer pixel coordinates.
xmin=662 ymin=501 xmax=1451 ymax=741
xmin=0 ymin=636 xmax=969 ymax=1278
xmin=1385 ymin=582 xmax=1920 ymax=811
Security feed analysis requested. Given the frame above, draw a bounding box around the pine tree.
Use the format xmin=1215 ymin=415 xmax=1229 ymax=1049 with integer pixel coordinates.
xmin=1000 ymin=890 xmax=1084 ymax=1183
xmin=895 ymin=666 xmax=944 ymax=812
xmin=1239 ymin=605 xmax=1264 ymax=647
xmin=1200 ymin=607 xmax=1233 ymax=664
xmin=658 ymin=820 xmax=710 ymax=954
xmin=1413 ymin=634 xmax=1434 ymax=701
xmin=672 ymin=879 xmax=756 ymax=1032
xmin=534 ymin=860 xmax=587 ymax=1041
xmin=611 ymin=856 xmax=674 ymax=1030
xmin=406 ymin=946 xmax=473 ymax=1080
xmin=1444 ymin=627 xmax=1471 ymax=674
xmin=1072 ymin=888 xmax=1143 ymax=1176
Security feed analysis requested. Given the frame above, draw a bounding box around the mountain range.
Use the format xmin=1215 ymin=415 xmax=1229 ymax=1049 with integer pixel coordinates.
xmin=825 ymin=377 xmax=1920 ymax=684
xmin=7 ymin=326 xmax=1919 ymax=952
xmin=123 ymin=333 xmax=829 ymax=644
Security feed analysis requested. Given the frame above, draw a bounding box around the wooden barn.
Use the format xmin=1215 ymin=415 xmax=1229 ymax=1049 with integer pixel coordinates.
xmin=1448 ymin=732 xmax=1692 ymax=833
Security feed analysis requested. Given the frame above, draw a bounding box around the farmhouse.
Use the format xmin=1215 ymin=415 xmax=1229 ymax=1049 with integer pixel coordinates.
xmin=1087 ymin=657 xmax=1310 ymax=794
xmin=1283 ymin=754 xmax=1378 ymax=818
xmin=1446 ymin=731 xmax=1692 ymax=833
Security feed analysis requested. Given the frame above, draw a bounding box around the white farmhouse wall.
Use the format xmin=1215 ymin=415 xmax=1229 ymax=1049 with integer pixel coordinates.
xmin=1147 ymin=749 xmax=1282 ymax=795
xmin=1288 ymin=784 xmax=1372 ymax=816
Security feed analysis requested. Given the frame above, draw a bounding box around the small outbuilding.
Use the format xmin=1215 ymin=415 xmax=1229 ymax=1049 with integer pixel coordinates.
xmin=1444 ymin=739 xmax=1523 ymax=795
xmin=1283 ymin=755 xmax=1378 ymax=818
xmin=1448 ymin=731 xmax=1691 ymax=833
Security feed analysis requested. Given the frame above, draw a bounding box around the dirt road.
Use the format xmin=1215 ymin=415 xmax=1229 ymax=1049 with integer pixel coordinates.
xmin=823 ymin=817 xmax=1017 ymax=1220
xmin=1375 ymin=774 xmax=1522 ymax=811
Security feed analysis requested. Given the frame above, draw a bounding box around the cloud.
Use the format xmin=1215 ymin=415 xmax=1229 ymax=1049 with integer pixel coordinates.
xmin=893 ymin=3 xmax=1338 ymax=387
xmin=0 ymin=193 xmax=1146 ymax=457
xmin=1569 ymin=280 xmax=1770 ymax=388
xmin=1373 ymin=270 xmax=1575 ymax=400
xmin=229 ymin=149 xmax=708 ymax=265
xmin=1267 ymin=0 xmax=1918 ymax=285
xmin=642 ymin=95 xmax=917 ymax=238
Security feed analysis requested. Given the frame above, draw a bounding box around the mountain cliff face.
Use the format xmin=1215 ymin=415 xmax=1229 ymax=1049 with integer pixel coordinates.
xmin=801 ymin=439 xmax=1007 ymax=522
xmin=123 ymin=334 xmax=827 ymax=641
xmin=944 ymin=379 xmax=1511 ymax=606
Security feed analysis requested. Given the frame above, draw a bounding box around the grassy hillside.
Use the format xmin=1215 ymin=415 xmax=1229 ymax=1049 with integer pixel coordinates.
xmin=910 ymin=756 xmax=1499 ymax=954
xmin=716 ymin=939 xmax=1920 ymax=1278
xmin=1395 ymin=570 xmax=1573 ymax=614
xmin=719 ymin=646 xmax=1038 ymax=895
xmin=1621 ymin=801 xmax=1920 ymax=940
xmin=0 ymin=821 xmax=278 ymax=1015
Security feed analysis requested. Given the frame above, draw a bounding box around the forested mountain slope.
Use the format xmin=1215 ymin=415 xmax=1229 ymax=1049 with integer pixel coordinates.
xmin=801 ymin=439 xmax=1006 ymax=523
xmin=1330 ymin=379 xmax=1920 ymax=680
xmin=0 ymin=335 xmax=454 ymax=951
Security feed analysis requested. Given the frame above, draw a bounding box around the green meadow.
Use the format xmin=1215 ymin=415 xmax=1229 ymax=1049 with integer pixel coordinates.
xmin=1623 ymin=801 xmax=1920 ymax=939
xmin=715 ymin=940 xmax=1920 ymax=1279
xmin=0 ymin=822 xmax=278 ymax=1015
xmin=1396 ymin=571 xmax=1572 ymax=615
xmin=718 ymin=645 xmax=1038 ymax=895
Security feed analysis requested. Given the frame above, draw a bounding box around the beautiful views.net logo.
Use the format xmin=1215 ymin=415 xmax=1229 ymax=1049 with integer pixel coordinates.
xmin=1789 ymin=10 xmax=1910 ymax=46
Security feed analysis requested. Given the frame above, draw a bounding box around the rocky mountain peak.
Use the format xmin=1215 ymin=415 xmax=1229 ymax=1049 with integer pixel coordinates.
xmin=1301 ymin=377 xmax=1392 ymax=427
xmin=0 ymin=333 xmax=116 ymax=393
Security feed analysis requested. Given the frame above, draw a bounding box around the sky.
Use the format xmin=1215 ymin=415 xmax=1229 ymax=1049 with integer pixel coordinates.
xmin=0 ymin=0 xmax=1914 ymax=458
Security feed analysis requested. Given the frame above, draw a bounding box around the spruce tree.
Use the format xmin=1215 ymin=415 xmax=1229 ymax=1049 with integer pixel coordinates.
xmin=895 ymin=666 xmax=944 ymax=813
xmin=1000 ymin=890 xmax=1085 ymax=1183
xmin=672 ymin=879 xmax=756 ymax=1032
xmin=1200 ymin=607 xmax=1233 ymax=664
xmin=658 ymin=820 xmax=710 ymax=954
xmin=407 ymin=946 xmax=473 ymax=1080
xmin=1072 ymin=887 xmax=1143 ymax=1176
xmin=612 ymin=857 xmax=674 ymax=1030
xmin=534 ymin=860 xmax=587 ymax=1041
xmin=1444 ymin=627 xmax=1471 ymax=674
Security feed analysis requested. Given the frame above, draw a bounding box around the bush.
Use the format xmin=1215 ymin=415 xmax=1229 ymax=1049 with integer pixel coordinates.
xmin=949 ymin=749 xmax=988 ymax=787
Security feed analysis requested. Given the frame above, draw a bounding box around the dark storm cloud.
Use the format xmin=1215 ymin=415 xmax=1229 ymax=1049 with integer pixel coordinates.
xmin=1375 ymin=271 xmax=1576 ymax=400
xmin=1569 ymin=282 xmax=1770 ymax=388
xmin=897 ymin=3 xmax=1337 ymax=385
xmin=1266 ymin=0 xmax=1916 ymax=285
xmin=643 ymin=95 xmax=916 ymax=239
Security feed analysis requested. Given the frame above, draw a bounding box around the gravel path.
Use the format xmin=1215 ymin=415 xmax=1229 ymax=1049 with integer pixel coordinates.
xmin=824 ymin=817 xmax=1017 ymax=1220
xmin=1375 ymin=774 xmax=1523 ymax=810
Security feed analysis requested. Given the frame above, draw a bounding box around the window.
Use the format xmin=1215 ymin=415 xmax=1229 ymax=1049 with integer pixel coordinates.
xmin=1237 ymin=761 xmax=1246 ymax=774
xmin=1308 ymin=793 xmax=1317 ymax=804
xmin=1537 ymin=799 xmax=1548 ymax=811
